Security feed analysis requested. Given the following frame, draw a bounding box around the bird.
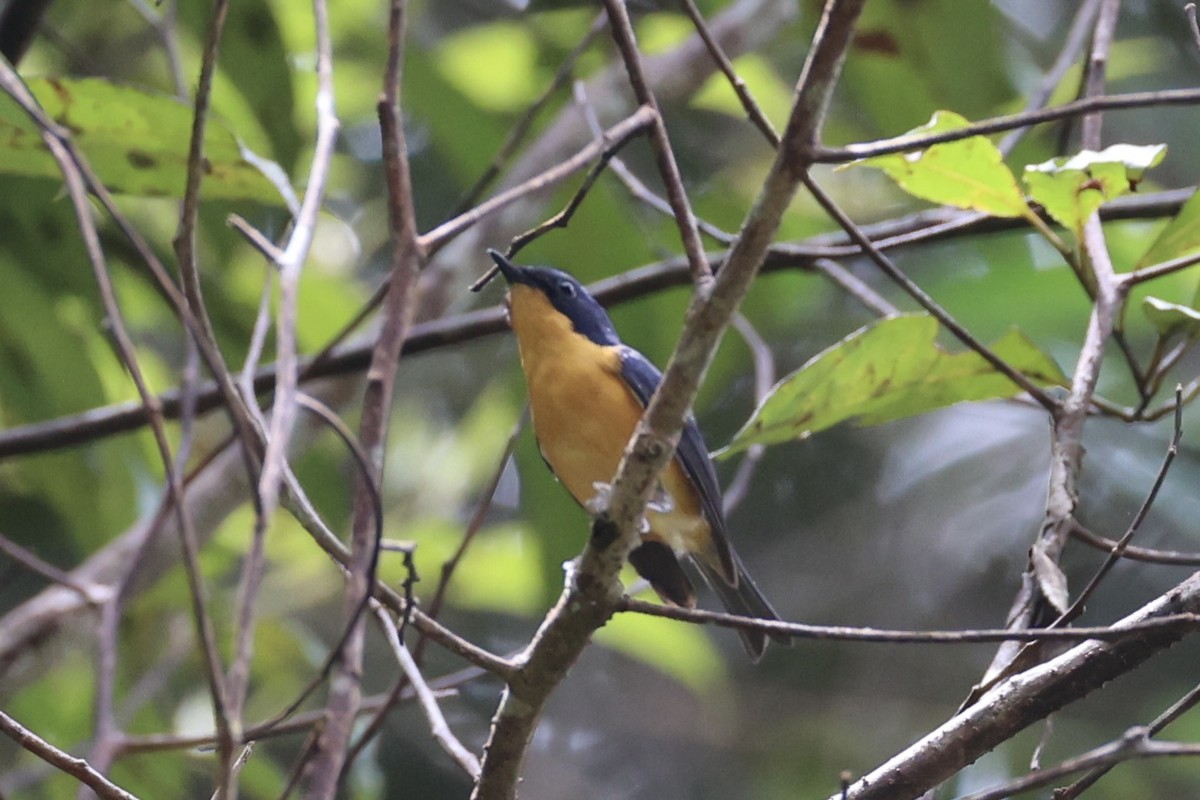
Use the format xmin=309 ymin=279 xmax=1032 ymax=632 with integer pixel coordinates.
xmin=487 ymin=249 xmax=785 ymax=660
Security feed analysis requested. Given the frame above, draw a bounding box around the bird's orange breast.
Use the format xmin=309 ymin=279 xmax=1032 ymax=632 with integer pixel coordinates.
xmin=507 ymin=286 xmax=708 ymax=555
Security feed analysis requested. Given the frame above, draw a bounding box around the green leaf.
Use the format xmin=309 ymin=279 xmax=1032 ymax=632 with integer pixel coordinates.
xmin=717 ymin=315 xmax=1066 ymax=458
xmin=847 ymin=110 xmax=1028 ymax=218
xmin=1024 ymin=143 xmax=1167 ymax=236
xmin=0 ymin=77 xmax=285 ymax=203
xmin=1137 ymin=187 xmax=1200 ymax=269
xmin=1142 ymin=296 xmax=1200 ymax=336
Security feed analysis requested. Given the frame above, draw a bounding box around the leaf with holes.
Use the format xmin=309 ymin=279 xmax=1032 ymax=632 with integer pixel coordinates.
xmin=1024 ymin=143 xmax=1166 ymax=237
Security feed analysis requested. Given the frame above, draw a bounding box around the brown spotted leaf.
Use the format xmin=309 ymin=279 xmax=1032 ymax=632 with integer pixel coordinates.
xmin=0 ymin=77 xmax=284 ymax=203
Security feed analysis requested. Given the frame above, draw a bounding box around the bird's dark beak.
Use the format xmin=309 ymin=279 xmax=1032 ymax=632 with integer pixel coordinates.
xmin=488 ymin=249 xmax=527 ymax=285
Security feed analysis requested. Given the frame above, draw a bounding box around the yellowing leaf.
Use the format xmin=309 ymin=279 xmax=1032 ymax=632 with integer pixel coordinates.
xmin=0 ymin=77 xmax=284 ymax=202
xmin=847 ymin=110 xmax=1028 ymax=218
xmin=1024 ymin=143 xmax=1167 ymax=236
xmin=717 ymin=315 xmax=1066 ymax=458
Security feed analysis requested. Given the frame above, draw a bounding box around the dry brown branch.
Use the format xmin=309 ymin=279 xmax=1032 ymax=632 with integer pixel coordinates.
xmin=471 ymin=2 xmax=869 ymax=796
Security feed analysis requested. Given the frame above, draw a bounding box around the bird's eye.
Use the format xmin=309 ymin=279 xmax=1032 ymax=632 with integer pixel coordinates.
xmin=558 ymin=280 xmax=576 ymax=298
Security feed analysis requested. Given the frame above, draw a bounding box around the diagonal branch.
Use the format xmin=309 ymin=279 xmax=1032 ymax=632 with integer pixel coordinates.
xmin=299 ymin=0 xmax=424 ymax=794
xmin=832 ymin=569 xmax=1200 ymax=800
xmin=471 ymin=2 xmax=869 ymax=797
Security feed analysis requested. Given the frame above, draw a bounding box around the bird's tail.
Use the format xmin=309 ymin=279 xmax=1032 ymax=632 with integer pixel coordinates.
xmin=696 ymin=550 xmax=788 ymax=663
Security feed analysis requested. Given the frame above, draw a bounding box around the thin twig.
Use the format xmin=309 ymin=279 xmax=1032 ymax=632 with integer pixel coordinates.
xmin=114 ymin=665 xmax=485 ymax=755
xmin=374 ymin=607 xmax=481 ymax=778
xmin=468 ymin=105 xmax=658 ymax=290
xmin=301 ymin=0 xmax=423 ymax=793
xmin=616 ymin=597 xmax=1200 ymax=644
xmin=812 ymin=87 xmax=1200 ymax=163
xmin=452 ymin=12 xmax=608 ymax=215
xmin=0 ymin=710 xmax=139 ymax=800
xmin=1069 ymin=520 xmax=1200 ymax=566
xmin=722 ymin=314 xmax=773 ymax=513
xmin=573 ymin=80 xmax=735 ymax=244
xmin=998 ymin=0 xmax=1102 ymax=155
xmin=257 ymin=0 xmax=341 ymax=526
xmin=679 ymin=0 xmax=780 ymax=148
xmin=811 ymin=257 xmax=899 ymax=317
xmin=502 ymin=109 xmax=657 ymax=258
xmin=602 ymin=0 xmax=710 ymax=284
xmin=1056 ymin=679 xmax=1200 ymax=797
xmin=978 ymin=0 xmax=1125 ymax=694
xmin=959 ymin=730 xmax=1200 ymax=800
xmin=0 ymin=533 xmax=101 ymax=600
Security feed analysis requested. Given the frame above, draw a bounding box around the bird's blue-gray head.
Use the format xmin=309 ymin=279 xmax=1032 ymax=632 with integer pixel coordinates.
xmin=489 ymin=249 xmax=619 ymax=347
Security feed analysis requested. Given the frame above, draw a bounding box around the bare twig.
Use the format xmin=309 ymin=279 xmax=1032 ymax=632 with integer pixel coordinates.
xmin=0 ymin=710 xmax=139 ymax=800
xmin=960 ymin=732 xmax=1200 ymax=800
xmin=831 ymin=570 xmax=1200 ymax=800
xmin=679 ymin=0 xmax=779 ymax=148
xmin=998 ymin=0 xmax=1102 ymax=155
xmin=1069 ymin=521 xmax=1200 ymax=566
xmin=2 ymin=187 xmax=1192 ymax=462
xmin=616 ymin=596 xmax=1199 ymax=644
xmin=452 ymin=13 xmax=608 ymax=215
xmin=722 ymin=313 xmax=773 ymax=513
xmin=602 ymin=0 xmax=709 ymax=283
xmin=1052 ymin=388 xmax=1182 ymax=628
xmin=257 ymin=0 xmax=341 ymax=526
xmin=300 ymin=0 xmax=423 ymax=793
xmin=813 ymin=87 xmax=1200 ymax=162
xmin=979 ymin=3 xmax=1127 ymax=688
xmin=501 ymin=107 xmax=658 ymax=258
xmin=573 ymin=81 xmax=735 ymax=244
xmin=1056 ymin=678 xmax=1200 ymax=797
xmin=0 ymin=533 xmax=101 ymax=601
xmin=374 ymin=607 xmax=481 ymax=778
xmin=471 ymin=2 xmax=869 ymax=797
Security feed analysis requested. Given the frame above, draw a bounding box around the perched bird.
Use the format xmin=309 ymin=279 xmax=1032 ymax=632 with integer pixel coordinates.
xmin=488 ymin=249 xmax=785 ymax=660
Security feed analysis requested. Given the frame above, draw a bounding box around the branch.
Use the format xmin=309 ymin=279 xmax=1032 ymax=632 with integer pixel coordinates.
xmin=300 ymin=0 xmax=423 ymax=792
xmin=812 ymin=87 xmax=1200 ymax=162
xmin=616 ymin=597 xmax=1200 ymax=643
xmin=471 ymin=2 xmax=869 ymax=797
xmin=830 ymin=569 xmax=1200 ymax=799
xmin=0 ymin=709 xmax=138 ymax=800
xmin=1 ymin=187 xmax=1190 ymax=462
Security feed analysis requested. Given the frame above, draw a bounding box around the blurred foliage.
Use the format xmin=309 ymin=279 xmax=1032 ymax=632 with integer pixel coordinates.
xmin=2 ymin=1 xmax=1200 ymax=799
